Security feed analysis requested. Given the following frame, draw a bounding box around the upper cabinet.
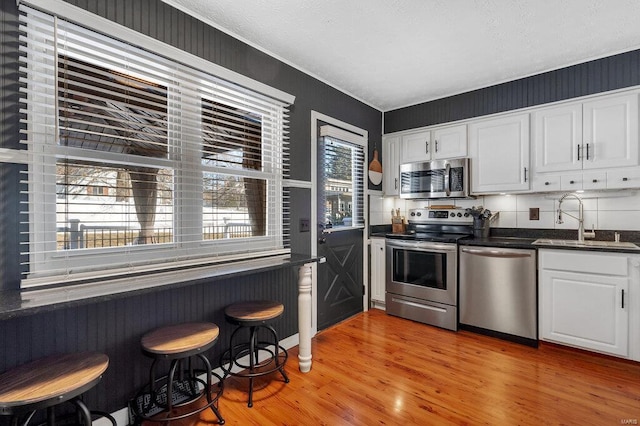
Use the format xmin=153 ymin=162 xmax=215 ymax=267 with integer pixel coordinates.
xmin=469 ymin=113 xmax=530 ymax=193
xmin=382 ymin=135 xmax=401 ymax=196
xmin=400 ymin=130 xmax=431 ymax=163
xmin=399 ymin=124 xmax=467 ymax=164
xmin=533 ymin=93 xmax=639 ymax=173
xmin=583 ymin=93 xmax=638 ymax=169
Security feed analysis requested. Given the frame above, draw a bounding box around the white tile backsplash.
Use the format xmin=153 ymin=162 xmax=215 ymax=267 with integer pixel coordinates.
xmin=370 ymin=190 xmax=640 ymax=230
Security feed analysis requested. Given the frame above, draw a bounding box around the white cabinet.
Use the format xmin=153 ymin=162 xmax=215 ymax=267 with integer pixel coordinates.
xmin=432 ymin=124 xmax=467 ymax=159
xmin=532 ymin=103 xmax=582 ymax=172
xmin=532 ymin=93 xmax=639 ymax=181
xmin=400 ymin=130 xmax=431 ymax=163
xmin=382 ymin=135 xmax=400 ymax=196
xmin=369 ymin=238 xmax=386 ymax=308
xmin=399 ymin=125 xmax=467 ymax=164
xmin=539 ymin=249 xmax=640 ymax=359
xmin=469 ymin=113 xmax=530 ymax=193
xmin=583 ymin=93 xmax=638 ymax=169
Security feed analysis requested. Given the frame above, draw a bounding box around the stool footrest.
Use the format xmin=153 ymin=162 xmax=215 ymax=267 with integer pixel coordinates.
xmin=132 ymin=371 xmax=223 ymax=422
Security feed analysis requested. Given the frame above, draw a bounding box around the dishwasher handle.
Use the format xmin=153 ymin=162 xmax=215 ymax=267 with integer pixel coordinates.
xmin=460 ymin=247 xmax=534 ymax=258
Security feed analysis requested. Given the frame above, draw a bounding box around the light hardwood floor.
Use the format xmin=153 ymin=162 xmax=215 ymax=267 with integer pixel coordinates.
xmin=153 ymin=309 xmax=640 ymax=425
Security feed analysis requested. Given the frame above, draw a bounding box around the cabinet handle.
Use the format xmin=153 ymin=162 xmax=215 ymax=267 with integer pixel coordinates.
xmin=524 ymin=167 xmax=528 ymax=182
xmin=622 ymin=289 xmax=625 ymax=309
xmin=577 ymin=144 xmax=581 ymax=161
xmin=395 ymin=177 xmax=398 ymax=190
xmin=425 ymin=141 xmax=429 ymax=154
xmin=586 ymin=143 xmax=590 ymax=160
xmin=623 ymin=177 xmax=629 ymax=182
xmin=544 ymin=181 xmax=550 ymax=186
xmin=435 ymin=140 xmax=439 ymax=153
xmin=592 ymin=179 xmax=598 ymax=183
xmin=570 ymin=180 xmax=575 ymax=184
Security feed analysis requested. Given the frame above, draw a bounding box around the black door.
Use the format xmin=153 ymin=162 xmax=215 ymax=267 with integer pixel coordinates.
xmin=317 ymin=228 xmax=363 ymax=330
xmin=316 ymin=122 xmax=365 ymax=330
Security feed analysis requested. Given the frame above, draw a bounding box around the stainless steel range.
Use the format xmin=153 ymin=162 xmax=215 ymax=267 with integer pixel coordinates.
xmin=385 ymin=208 xmax=473 ymax=331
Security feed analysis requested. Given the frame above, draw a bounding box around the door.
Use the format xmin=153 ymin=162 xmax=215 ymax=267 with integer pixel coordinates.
xmin=400 ymin=130 xmax=431 ymax=163
xmin=316 ymin=123 xmax=366 ymax=330
xmin=583 ymin=93 xmax=639 ymax=169
xmin=432 ymin=124 xmax=467 ymax=159
xmin=469 ymin=113 xmax=530 ymax=193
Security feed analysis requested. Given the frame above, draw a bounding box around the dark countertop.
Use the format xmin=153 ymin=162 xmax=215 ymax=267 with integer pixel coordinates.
xmin=0 ymin=253 xmax=317 ymax=320
xmin=371 ymin=225 xmax=640 ymax=253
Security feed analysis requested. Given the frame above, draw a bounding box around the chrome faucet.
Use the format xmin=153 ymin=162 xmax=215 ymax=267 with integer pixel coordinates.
xmin=557 ymin=193 xmax=595 ymax=242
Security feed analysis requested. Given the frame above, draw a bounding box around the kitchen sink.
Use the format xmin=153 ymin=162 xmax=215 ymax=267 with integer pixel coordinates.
xmin=532 ymin=238 xmax=640 ymax=250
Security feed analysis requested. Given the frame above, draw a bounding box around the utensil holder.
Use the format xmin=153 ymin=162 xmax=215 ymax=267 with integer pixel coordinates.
xmin=473 ymin=217 xmax=489 ymax=238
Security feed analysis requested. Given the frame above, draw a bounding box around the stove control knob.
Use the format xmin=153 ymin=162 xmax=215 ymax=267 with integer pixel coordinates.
xmin=457 ymin=212 xmax=462 ymax=217
xmin=410 ymin=212 xmax=415 ymax=216
xmin=464 ymin=212 xmax=470 ymax=217
xmin=416 ymin=212 xmax=421 ymax=216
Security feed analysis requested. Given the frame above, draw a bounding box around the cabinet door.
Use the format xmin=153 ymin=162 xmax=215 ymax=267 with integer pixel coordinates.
xmin=369 ymin=238 xmax=386 ymax=305
xmin=583 ymin=93 xmax=639 ymax=169
xmin=532 ymin=103 xmax=582 ymax=172
xmin=469 ymin=113 xmax=530 ymax=193
xmin=382 ymin=135 xmax=400 ymax=196
xmin=400 ymin=130 xmax=431 ymax=163
xmin=540 ymin=269 xmax=628 ymax=357
xmin=432 ymin=124 xmax=467 ymax=159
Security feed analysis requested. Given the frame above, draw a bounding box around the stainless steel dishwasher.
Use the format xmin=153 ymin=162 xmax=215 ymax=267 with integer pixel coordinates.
xmin=459 ymin=246 xmax=537 ymax=344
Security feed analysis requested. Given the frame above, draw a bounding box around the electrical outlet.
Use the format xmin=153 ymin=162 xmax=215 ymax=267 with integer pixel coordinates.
xmin=299 ymin=218 xmax=310 ymax=232
xmin=529 ymin=208 xmax=540 ymax=221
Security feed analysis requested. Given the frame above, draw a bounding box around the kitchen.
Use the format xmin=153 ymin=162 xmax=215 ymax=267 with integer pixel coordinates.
xmin=1 ymin=1 xmax=640 ymax=425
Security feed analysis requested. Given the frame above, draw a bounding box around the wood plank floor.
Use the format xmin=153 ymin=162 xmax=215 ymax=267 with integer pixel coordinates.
xmin=150 ymin=309 xmax=640 ymax=425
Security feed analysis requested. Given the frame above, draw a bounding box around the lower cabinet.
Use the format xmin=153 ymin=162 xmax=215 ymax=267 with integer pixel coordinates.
xmin=539 ymin=249 xmax=640 ymax=359
xmin=369 ymin=238 xmax=386 ymax=309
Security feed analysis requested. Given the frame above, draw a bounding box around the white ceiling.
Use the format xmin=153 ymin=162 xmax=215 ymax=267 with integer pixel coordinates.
xmin=162 ymin=0 xmax=640 ymax=112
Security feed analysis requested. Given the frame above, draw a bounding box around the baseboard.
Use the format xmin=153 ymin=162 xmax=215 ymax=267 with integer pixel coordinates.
xmin=94 ymin=333 xmax=300 ymax=426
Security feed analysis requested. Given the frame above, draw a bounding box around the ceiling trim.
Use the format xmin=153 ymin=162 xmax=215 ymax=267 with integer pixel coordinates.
xmin=160 ymin=0 xmax=382 ymax=112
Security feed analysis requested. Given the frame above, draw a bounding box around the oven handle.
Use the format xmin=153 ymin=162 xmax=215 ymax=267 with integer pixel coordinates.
xmin=386 ymin=240 xmax=457 ymax=253
xmin=460 ymin=247 xmax=533 ymax=258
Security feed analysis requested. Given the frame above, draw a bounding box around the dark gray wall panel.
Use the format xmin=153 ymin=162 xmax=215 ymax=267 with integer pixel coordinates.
xmin=384 ymin=50 xmax=640 ymax=133
xmin=0 ymin=267 xmax=300 ymax=415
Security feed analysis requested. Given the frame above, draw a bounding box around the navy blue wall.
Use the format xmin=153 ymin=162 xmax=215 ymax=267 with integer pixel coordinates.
xmin=384 ymin=50 xmax=640 ymax=133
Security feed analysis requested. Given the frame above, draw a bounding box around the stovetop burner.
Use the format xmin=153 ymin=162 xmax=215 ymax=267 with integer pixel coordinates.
xmin=387 ymin=208 xmax=474 ymax=243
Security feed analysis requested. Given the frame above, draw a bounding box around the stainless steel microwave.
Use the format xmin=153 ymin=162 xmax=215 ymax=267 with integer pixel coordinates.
xmin=399 ymin=158 xmax=470 ymax=199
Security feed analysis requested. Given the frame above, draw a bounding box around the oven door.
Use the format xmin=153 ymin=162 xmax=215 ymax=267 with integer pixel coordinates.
xmin=385 ymin=240 xmax=457 ymax=306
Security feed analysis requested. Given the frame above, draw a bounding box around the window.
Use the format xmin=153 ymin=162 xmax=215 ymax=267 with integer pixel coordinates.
xmin=18 ymin=5 xmax=291 ymax=286
xmin=319 ymin=126 xmax=365 ymax=229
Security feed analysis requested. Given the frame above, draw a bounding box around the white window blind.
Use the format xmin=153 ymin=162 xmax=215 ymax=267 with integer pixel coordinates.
xmin=319 ymin=125 xmax=366 ymax=229
xmin=18 ymin=5 xmax=291 ymax=286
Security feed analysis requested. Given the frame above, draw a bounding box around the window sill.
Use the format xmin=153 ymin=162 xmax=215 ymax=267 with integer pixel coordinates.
xmin=0 ymin=253 xmax=317 ymax=320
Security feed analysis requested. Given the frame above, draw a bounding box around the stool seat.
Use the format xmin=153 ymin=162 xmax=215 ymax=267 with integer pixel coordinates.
xmin=225 ymin=300 xmax=284 ymax=324
xmin=132 ymin=322 xmax=224 ymax=424
xmin=0 ymin=352 xmax=108 ymax=413
xmin=220 ymin=300 xmax=288 ymax=407
xmin=141 ymin=322 xmax=219 ymax=357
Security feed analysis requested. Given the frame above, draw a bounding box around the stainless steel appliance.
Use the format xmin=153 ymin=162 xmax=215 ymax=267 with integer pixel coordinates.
xmin=399 ymin=158 xmax=470 ymax=199
xmin=385 ymin=208 xmax=473 ymax=331
xmin=459 ymin=246 xmax=537 ymax=345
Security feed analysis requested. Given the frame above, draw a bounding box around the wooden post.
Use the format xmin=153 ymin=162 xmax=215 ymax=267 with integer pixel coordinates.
xmin=297 ymin=262 xmax=313 ymax=372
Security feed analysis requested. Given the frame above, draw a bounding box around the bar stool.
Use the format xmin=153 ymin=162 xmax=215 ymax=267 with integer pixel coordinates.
xmin=219 ymin=300 xmax=289 ymax=408
xmin=0 ymin=352 xmax=114 ymax=426
xmin=131 ymin=322 xmax=225 ymax=424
